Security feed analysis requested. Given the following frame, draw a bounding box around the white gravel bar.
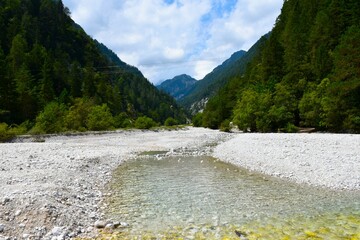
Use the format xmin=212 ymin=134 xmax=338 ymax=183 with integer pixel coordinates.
xmin=213 ymin=133 xmax=360 ymax=191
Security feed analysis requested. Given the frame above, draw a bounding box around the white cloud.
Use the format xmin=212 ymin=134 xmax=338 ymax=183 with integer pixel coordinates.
xmin=194 ymin=60 xmax=218 ymax=80
xmin=199 ymin=0 xmax=283 ymax=63
xmin=63 ymin=0 xmax=283 ymax=84
xmin=164 ymin=47 xmax=185 ymax=60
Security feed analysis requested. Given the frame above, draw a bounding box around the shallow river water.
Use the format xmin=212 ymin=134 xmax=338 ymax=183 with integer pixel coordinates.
xmin=105 ymin=155 xmax=360 ymax=237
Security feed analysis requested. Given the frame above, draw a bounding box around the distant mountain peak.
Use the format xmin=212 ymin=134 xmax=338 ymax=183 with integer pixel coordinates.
xmin=178 ymin=48 xmax=252 ymax=114
xmin=157 ymin=74 xmax=197 ymax=100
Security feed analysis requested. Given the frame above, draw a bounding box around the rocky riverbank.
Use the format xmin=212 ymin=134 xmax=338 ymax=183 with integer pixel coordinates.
xmin=213 ymin=133 xmax=360 ymax=190
xmin=1 ymin=128 xmax=359 ymax=239
xmin=0 ymin=128 xmax=230 ymax=239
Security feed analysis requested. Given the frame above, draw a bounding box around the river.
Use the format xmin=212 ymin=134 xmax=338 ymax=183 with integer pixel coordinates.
xmin=104 ymin=155 xmax=360 ymax=238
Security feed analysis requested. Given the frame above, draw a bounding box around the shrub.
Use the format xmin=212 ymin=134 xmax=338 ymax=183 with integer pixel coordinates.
xmin=86 ymin=104 xmax=114 ymax=131
xmin=284 ymin=123 xmax=299 ymax=133
xmin=164 ymin=117 xmax=178 ymax=127
xmin=32 ymin=102 xmax=67 ymax=134
xmin=114 ymin=112 xmax=133 ymax=129
xmin=192 ymin=113 xmax=203 ymax=127
xmin=0 ymin=122 xmax=27 ymax=142
xmin=220 ymin=119 xmax=231 ymax=132
xmin=64 ymin=98 xmax=94 ymax=131
xmin=0 ymin=123 xmax=15 ymax=142
xmin=134 ymin=116 xmax=157 ymax=129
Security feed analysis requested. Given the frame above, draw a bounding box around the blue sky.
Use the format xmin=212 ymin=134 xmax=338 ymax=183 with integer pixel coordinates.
xmin=62 ymin=0 xmax=283 ymax=84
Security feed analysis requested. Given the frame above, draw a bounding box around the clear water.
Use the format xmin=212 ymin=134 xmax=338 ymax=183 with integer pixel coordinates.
xmin=105 ymin=156 xmax=360 ymax=233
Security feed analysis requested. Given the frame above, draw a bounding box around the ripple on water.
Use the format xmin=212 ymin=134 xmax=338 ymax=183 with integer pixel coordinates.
xmin=104 ymin=156 xmax=360 ymax=237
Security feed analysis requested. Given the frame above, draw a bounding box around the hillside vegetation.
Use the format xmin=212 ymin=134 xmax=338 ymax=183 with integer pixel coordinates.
xmin=198 ymin=0 xmax=360 ymax=133
xmin=179 ymin=50 xmax=248 ymax=114
xmin=0 ymin=0 xmax=186 ymax=137
xmin=157 ymin=74 xmax=197 ymax=101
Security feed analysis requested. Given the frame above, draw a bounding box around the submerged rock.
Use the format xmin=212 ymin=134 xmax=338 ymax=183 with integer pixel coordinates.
xmin=94 ymin=220 xmax=107 ymax=229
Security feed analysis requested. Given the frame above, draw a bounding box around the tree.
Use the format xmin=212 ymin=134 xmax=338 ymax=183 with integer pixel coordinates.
xmin=134 ymin=116 xmax=157 ymax=129
xmin=86 ymin=104 xmax=114 ymax=131
xmin=326 ymin=25 xmax=360 ymax=132
xmin=32 ymin=101 xmax=67 ymax=133
xmin=8 ymin=34 xmax=28 ymax=75
xmin=39 ymin=56 xmax=55 ymax=104
xmin=64 ymin=98 xmax=94 ymax=131
xmin=164 ymin=117 xmax=178 ymax=127
xmin=233 ymin=89 xmax=259 ymax=132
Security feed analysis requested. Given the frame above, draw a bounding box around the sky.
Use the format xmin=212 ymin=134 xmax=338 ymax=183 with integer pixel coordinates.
xmin=62 ymin=0 xmax=283 ymax=85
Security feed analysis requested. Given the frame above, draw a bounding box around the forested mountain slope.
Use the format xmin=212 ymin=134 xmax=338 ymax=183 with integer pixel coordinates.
xmin=179 ymin=50 xmax=248 ymax=113
xmin=199 ymin=0 xmax=360 ymax=133
xmin=156 ymin=74 xmax=197 ymax=100
xmin=0 ymin=0 xmax=185 ymax=133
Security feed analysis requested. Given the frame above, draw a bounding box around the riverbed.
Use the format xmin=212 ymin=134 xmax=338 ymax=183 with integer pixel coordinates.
xmin=0 ymin=127 xmax=359 ymax=239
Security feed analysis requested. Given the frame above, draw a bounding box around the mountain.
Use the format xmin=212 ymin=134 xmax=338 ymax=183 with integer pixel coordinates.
xmin=179 ymin=46 xmax=263 ymax=114
xmin=200 ymin=0 xmax=360 ymax=133
xmin=157 ymin=74 xmax=197 ymax=100
xmin=0 ymin=0 xmax=186 ymax=132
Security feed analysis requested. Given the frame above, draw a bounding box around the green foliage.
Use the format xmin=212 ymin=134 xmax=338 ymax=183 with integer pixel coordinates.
xmin=0 ymin=0 xmax=186 ymax=129
xmin=86 ymin=104 xmax=115 ymax=131
xmin=114 ymin=113 xmax=133 ymax=129
xmin=32 ymin=102 xmax=67 ymax=134
xmin=0 ymin=123 xmax=15 ymax=142
xmin=283 ymin=123 xmax=299 ymax=133
xmin=233 ymin=89 xmax=259 ymax=132
xmin=201 ymin=0 xmax=360 ymax=133
xmin=134 ymin=116 xmax=157 ymax=129
xmin=192 ymin=113 xmax=203 ymax=127
xmin=164 ymin=117 xmax=178 ymax=127
xmin=299 ymin=78 xmax=330 ymax=128
xmin=0 ymin=122 xmax=28 ymax=142
xmin=220 ymin=119 xmax=231 ymax=132
xmin=64 ymin=98 xmax=94 ymax=131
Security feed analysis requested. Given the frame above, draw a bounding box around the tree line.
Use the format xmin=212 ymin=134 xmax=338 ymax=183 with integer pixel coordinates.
xmin=0 ymin=0 xmax=186 ymax=139
xmin=197 ymin=0 xmax=360 ymax=133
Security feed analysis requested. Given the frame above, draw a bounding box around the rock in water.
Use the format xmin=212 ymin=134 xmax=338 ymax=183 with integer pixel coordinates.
xmin=94 ymin=220 xmax=107 ymax=229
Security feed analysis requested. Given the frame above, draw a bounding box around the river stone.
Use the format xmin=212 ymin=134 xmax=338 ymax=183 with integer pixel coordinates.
xmin=2 ymin=198 xmax=10 ymax=205
xmin=14 ymin=210 xmax=21 ymax=217
xmin=0 ymin=224 xmax=4 ymax=232
xmin=22 ymin=234 xmax=30 ymax=239
xmin=51 ymin=226 xmax=64 ymax=236
xmin=94 ymin=220 xmax=106 ymax=229
xmin=120 ymin=222 xmax=129 ymax=227
xmin=105 ymin=223 xmax=114 ymax=229
xmin=89 ymin=212 xmax=96 ymax=219
xmin=113 ymin=221 xmax=121 ymax=228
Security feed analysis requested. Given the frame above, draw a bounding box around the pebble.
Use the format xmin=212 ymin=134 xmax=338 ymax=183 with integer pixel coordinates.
xmin=0 ymin=224 xmax=5 ymax=232
xmin=51 ymin=226 xmax=64 ymax=236
xmin=89 ymin=212 xmax=97 ymax=219
xmin=113 ymin=221 xmax=121 ymax=228
xmin=2 ymin=198 xmax=10 ymax=205
xmin=15 ymin=210 xmax=21 ymax=217
xmin=105 ymin=223 xmax=113 ymax=229
xmin=94 ymin=220 xmax=107 ymax=229
xmin=22 ymin=234 xmax=30 ymax=239
xmin=120 ymin=222 xmax=129 ymax=227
